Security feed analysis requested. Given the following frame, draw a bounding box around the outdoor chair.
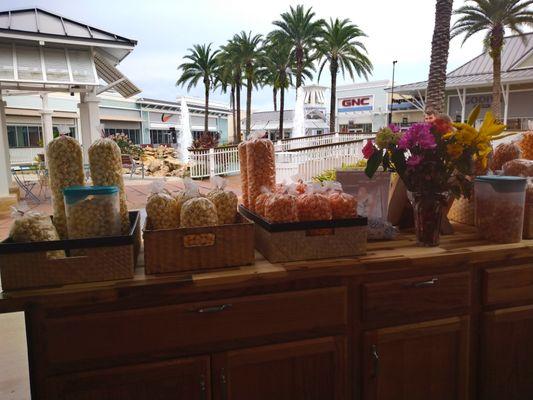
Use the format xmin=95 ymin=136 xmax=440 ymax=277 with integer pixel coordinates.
xmin=12 ymin=167 xmax=41 ymax=203
xmin=121 ymin=154 xmax=144 ymax=179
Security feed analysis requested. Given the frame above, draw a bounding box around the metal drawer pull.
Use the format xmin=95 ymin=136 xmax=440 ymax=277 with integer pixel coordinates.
xmin=199 ymin=374 xmax=207 ymax=400
xmin=221 ymin=368 xmax=228 ymax=400
xmin=412 ymin=277 xmax=439 ymax=288
xmin=195 ymin=303 xmax=232 ymax=313
xmin=371 ymin=344 xmax=379 ymax=378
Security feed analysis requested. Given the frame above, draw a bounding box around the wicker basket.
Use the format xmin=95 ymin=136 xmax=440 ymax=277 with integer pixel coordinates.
xmin=448 ymin=196 xmax=475 ymax=226
xmin=239 ymin=205 xmax=367 ymax=263
xmin=143 ymin=214 xmax=255 ymax=274
xmin=0 ymin=211 xmax=140 ymax=291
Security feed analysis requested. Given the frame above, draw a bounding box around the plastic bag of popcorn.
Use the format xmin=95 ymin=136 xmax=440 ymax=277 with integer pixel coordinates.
xmin=175 ymin=177 xmax=203 ymax=215
xmin=88 ymin=138 xmax=129 ymax=234
xmin=247 ymin=139 xmax=275 ymax=212
xmin=255 ymin=186 xmax=273 ymax=218
xmin=206 ymin=176 xmax=238 ymax=225
xmin=63 ymin=186 xmax=121 ymax=239
xmin=46 ymin=135 xmax=85 ymax=239
xmin=296 ymin=183 xmax=332 ymax=221
xmin=502 ymin=159 xmax=533 ymax=177
xmin=323 ymin=181 xmax=357 ymax=219
xmin=146 ymin=180 xmax=180 ymax=230
xmin=264 ymin=186 xmax=298 ymax=223
xmin=490 ymin=142 xmax=521 ymax=171
xmin=238 ymin=142 xmax=249 ymax=207
xmin=180 ymin=197 xmax=219 ymax=228
xmin=9 ymin=209 xmax=64 ymax=259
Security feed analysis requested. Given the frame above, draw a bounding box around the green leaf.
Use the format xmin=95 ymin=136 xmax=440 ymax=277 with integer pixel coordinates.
xmin=365 ymin=150 xmax=383 ymax=178
xmin=391 ymin=149 xmax=406 ymax=176
xmin=467 ymin=105 xmax=481 ymax=126
xmin=382 ymin=151 xmax=391 ymax=171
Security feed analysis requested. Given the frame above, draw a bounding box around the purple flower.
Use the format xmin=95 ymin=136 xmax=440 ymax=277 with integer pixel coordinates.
xmin=398 ymin=123 xmax=436 ymax=150
xmin=406 ymin=154 xmax=423 ymax=167
xmin=388 ymin=124 xmax=400 ymax=133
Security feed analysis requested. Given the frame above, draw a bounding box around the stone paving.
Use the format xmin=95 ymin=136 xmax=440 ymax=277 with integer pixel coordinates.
xmin=1 ymin=174 xmax=243 ymax=239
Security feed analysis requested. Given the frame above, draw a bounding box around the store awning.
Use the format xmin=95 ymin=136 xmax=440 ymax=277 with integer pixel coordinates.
xmin=94 ymin=52 xmax=140 ymax=98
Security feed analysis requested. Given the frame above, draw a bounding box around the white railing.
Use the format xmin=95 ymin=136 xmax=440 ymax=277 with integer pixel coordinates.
xmin=9 ymin=147 xmax=44 ymax=165
xmin=275 ymin=132 xmax=374 ymax=151
xmin=189 ymin=146 xmax=239 ymax=178
xmin=275 ymin=141 xmax=366 ymax=182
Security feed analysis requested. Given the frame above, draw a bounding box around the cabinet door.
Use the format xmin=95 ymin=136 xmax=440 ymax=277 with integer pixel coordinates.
xmin=46 ymin=356 xmax=210 ymax=400
xmin=363 ymin=317 xmax=469 ymax=400
xmin=481 ymin=305 xmax=533 ymax=400
xmin=212 ymin=336 xmax=347 ymax=400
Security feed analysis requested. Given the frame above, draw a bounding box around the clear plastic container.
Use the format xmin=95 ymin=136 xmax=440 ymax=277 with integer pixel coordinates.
xmin=63 ymin=186 xmax=121 ymax=239
xmin=475 ymin=176 xmax=526 ymax=243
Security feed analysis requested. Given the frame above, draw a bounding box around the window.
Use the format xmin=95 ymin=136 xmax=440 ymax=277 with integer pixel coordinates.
xmin=7 ymin=125 xmax=43 ymax=148
xmin=44 ymin=48 xmax=69 ymax=82
xmin=0 ymin=44 xmax=14 ymax=80
xmin=104 ymin=128 xmax=142 ymax=144
xmin=68 ymin=50 xmax=95 ymax=83
xmin=16 ymin=46 xmax=43 ymax=81
xmin=150 ymin=129 xmax=176 ymax=145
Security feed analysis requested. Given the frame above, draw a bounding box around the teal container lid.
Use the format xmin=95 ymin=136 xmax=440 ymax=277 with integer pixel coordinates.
xmin=63 ymin=185 xmax=119 ymax=204
xmin=475 ymin=175 xmax=527 ymax=193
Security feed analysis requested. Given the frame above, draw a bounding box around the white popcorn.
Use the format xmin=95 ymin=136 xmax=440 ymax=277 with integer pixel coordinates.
xmin=180 ymin=197 xmax=218 ymax=228
xmin=146 ymin=181 xmax=180 ymax=229
xmin=66 ymin=196 xmax=121 ymax=239
xmin=88 ymin=139 xmax=130 ymax=233
xmin=206 ymin=176 xmax=237 ymax=225
xmin=46 ymin=135 xmax=85 ymax=239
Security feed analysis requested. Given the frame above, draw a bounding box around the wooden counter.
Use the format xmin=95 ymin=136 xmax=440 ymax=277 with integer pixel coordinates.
xmin=2 ymin=224 xmax=533 ymax=399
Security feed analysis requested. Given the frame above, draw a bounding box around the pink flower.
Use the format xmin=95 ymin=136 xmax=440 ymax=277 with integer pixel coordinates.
xmin=398 ymin=123 xmax=436 ymax=150
xmin=406 ymin=154 xmax=423 ymax=167
xmin=388 ymin=124 xmax=400 ymax=133
xmin=362 ymin=140 xmax=375 ymax=159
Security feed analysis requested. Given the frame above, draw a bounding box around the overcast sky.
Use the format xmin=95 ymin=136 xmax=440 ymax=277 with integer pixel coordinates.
xmin=4 ymin=0 xmax=490 ymax=110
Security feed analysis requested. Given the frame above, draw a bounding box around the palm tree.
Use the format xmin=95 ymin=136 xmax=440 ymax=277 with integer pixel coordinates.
xmin=272 ymin=5 xmax=324 ymax=89
xmin=177 ymin=44 xmax=219 ymax=135
xmin=425 ymin=0 xmax=454 ymax=115
xmin=316 ymin=18 xmax=373 ymax=133
xmin=233 ymin=31 xmax=265 ymax=137
xmin=219 ymin=40 xmax=244 ymax=143
xmin=452 ymin=0 xmax=533 ymax=120
xmin=264 ymin=34 xmax=294 ymax=139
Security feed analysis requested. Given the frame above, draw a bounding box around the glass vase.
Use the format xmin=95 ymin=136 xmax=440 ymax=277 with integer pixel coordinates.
xmin=408 ymin=192 xmax=448 ymax=247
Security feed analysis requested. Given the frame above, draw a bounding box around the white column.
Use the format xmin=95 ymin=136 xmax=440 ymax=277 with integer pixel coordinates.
xmin=461 ymin=88 xmax=467 ymax=123
xmin=78 ymin=88 xmax=101 ymax=161
xmin=0 ymin=94 xmax=11 ymax=196
xmin=503 ymin=84 xmax=510 ymax=125
xmin=40 ymin=93 xmax=54 ymax=150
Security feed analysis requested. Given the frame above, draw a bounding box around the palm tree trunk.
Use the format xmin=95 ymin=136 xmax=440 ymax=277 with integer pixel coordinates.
xmin=236 ymin=80 xmax=242 ymax=143
xmin=279 ymin=84 xmax=285 ymax=140
xmin=425 ymin=0 xmax=453 ymax=114
xmin=231 ymin=84 xmax=236 ymax=142
xmin=329 ymin=61 xmax=338 ymax=133
xmin=204 ymin=81 xmax=209 ymax=135
xmin=295 ymin=46 xmax=303 ymax=89
xmin=273 ymin=87 xmax=278 ymax=111
xmin=246 ymin=74 xmax=253 ymax=136
xmin=491 ymin=26 xmax=504 ymax=121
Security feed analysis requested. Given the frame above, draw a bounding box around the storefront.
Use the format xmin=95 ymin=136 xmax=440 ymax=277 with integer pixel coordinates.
xmin=336 ymin=80 xmax=389 ymax=133
xmin=393 ymin=32 xmax=533 ymax=128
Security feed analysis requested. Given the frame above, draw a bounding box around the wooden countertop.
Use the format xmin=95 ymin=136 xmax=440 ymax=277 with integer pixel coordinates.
xmin=2 ymin=223 xmax=533 ymax=314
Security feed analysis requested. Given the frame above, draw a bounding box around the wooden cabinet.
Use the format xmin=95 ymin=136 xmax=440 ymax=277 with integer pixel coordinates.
xmin=46 ymin=356 xmax=210 ymax=400
xmin=362 ymin=317 xmax=470 ymax=400
xmin=481 ymin=304 xmax=533 ymax=400
xmin=212 ymin=336 xmax=347 ymax=400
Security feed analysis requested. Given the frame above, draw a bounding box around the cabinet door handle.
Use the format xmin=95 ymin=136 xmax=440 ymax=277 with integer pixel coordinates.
xmin=199 ymin=374 xmax=207 ymax=400
xmin=194 ymin=304 xmax=232 ymax=314
xmin=411 ymin=277 xmax=439 ymax=288
xmin=371 ymin=344 xmax=379 ymax=378
xmin=220 ymin=368 xmax=228 ymax=400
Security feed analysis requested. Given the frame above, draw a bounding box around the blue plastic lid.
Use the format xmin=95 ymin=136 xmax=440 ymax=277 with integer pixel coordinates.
xmin=63 ymin=185 xmax=119 ymax=204
xmin=475 ymin=175 xmax=526 ymax=193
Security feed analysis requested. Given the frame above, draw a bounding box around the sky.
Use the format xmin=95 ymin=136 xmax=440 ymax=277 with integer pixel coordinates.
xmin=3 ymin=0 xmax=488 ymax=110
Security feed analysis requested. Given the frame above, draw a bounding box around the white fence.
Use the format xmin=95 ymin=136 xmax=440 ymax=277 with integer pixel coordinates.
xmin=189 ymin=134 xmax=374 ymax=179
xmin=275 ymin=140 xmax=366 ymax=182
xmin=189 ymin=146 xmax=240 ymax=178
xmin=274 ymin=133 xmax=374 ymax=151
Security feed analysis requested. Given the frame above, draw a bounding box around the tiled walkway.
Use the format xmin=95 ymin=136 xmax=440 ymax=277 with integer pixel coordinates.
xmin=1 ymin=175 xmax=243 ymax=239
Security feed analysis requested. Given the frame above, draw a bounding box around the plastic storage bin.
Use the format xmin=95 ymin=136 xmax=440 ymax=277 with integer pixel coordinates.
xmin=475 ymin=176 xmax=526 ymax=243
xmin=63 ymin=186 xmax=121 ymax=239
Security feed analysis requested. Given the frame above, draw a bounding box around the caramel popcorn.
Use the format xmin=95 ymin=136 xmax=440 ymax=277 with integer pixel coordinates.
xmin=238 ymin=142 xmax=249 ymax=207
xmin=246 ymin=139 xmax=275 ymax=212
xmin=9 ymin=211 xmax=64 ymax=258
xmin=46 ymin=135 xmax=85 ymax=239
xmin=491 ymin=142 xmax=520 ymax=171
xmin=264 ymin=192 xmax=298 ymax=223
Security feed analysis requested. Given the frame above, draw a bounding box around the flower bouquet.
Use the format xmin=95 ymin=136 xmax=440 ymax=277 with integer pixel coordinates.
xmin=363 ymin=106 xmax=506 ymax=245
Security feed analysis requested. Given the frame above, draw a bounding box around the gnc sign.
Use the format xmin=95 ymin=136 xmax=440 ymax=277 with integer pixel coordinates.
xmin=338 ymin=95 xmax=374 ymax=112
